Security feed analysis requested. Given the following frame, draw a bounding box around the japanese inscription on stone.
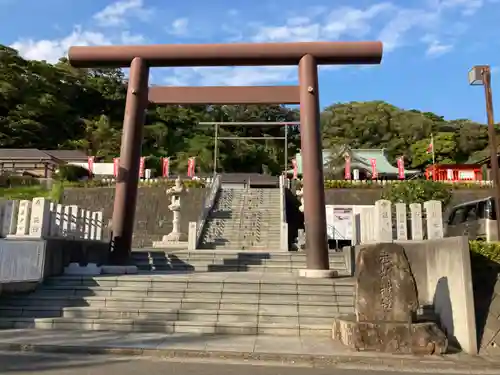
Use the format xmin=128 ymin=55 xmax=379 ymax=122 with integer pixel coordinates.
xmin=355 ymin=243 xmax=418 ymax=323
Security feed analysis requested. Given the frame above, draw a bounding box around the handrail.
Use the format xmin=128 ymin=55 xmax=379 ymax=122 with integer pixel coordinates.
xmin=279 ymin=174 xmax=288 ymax=251
xmin=195 ymin=173 xmax=221 ymax=248
xmin=237 ymin=184 xmax=249 ymax=247
xmin=279 ymin=175 xmax=286 ymax=224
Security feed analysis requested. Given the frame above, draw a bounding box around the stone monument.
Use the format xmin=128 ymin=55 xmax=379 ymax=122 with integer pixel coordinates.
xmin=152 ymin=176 xmax=188 ymax=248
xmin=332 ymin=242 xmax=448 ymax=355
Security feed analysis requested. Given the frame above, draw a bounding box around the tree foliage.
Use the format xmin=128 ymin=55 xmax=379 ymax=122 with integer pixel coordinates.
xmin=321 ymin=101 xmax=493 ymax=170
xmin=1 ymin=45 xmax=496 ymax=176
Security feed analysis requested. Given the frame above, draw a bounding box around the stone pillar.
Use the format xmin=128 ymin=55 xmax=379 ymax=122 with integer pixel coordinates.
xmin=395 ymin=203 xmax=408 ymax=241
xmin=374 ymin=200 xmax=392 ymax=242
xmin=93 ymin=211 xmax=103 ymax=240
xmin=409 ymin=203 xmax=423 ymax=241
xmin=1 ymin=200 xmax=19 ymax=237
xmin=360 ymin=206 xmax=375 ymax=243
xmin=51 ymin=204 xmax=63 ymax=237
xmin=69 ymin=205 xmax=79 ymax=238
xmin=62 ymin=205 xmax=71 ymax=237
xmin=424 ymin=200 xmax=444 ymax=240
xmin=15 ymin=200 xmax=32 ymax=236
xmin=28 ymin=197 xmax=50 ymax=238
xmin=83 ymin=210 xmax=92 ymax=240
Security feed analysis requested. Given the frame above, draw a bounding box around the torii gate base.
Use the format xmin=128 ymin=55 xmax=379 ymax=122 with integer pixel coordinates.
xmin=68 ymin=41 xmax=383 ymax=274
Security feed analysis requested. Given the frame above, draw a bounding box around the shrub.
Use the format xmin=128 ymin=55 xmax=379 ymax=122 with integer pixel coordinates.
xmin=0 ymin=175 xmax=40 ymax=187
xmin=469 ymin=240 xmax=500 ymax=264
xmin=55 ymin=164 xmax=91 ymax=182
xmin=381 ymin=180 xmax=452 ymax=207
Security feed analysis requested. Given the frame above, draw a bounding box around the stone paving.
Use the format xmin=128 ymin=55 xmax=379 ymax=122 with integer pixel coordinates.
xmin=0 ymin=329 xmax=500 ymax=372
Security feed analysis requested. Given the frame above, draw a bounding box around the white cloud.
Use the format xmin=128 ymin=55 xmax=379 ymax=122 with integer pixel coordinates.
xmin=167 ymin=18 xmax=189 ymax=36
xmin=93 ymin=0 xmax=152 ymax=27
xmin=11 ymin=27 xmax=112 ymax=63
xmin=11 ymin=27 xmax=145 ymax=63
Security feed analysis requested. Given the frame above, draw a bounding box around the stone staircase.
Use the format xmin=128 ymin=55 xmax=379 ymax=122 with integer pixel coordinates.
xmin=198 ymin=188 xmax=282 ymax=250
xmin=0 ymin=251 xmax=354 ymax=336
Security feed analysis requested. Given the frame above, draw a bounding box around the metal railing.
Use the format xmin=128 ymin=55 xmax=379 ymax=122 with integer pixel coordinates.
xmin=279 ymin=175 xmax=288 ymax=251
xmin=237 ymin=184 xmax=250 ymax=248
xmin=195 ymin=173 xmax=221 ymax=248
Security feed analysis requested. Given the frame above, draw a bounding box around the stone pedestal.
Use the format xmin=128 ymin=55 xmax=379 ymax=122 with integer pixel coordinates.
xmin=331 ymin=242 xmax=448 ymax=355
xmin=153 ymin=176 xmax=189 ymax=248
xmin=332 ymin=315 xmax=448 ymax=354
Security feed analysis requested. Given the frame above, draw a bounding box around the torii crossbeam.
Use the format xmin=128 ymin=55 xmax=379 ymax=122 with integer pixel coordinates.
xmin=68 ymin=41 xmax=383 ymax=273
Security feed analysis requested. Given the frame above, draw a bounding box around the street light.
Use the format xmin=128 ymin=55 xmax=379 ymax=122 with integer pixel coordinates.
xmin=469 ymin=65 xmax=500 ymax=239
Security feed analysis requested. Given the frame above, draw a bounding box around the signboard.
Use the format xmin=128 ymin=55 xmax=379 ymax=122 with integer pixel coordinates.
xmin=325 ymin=205 xmax=353 ymax=240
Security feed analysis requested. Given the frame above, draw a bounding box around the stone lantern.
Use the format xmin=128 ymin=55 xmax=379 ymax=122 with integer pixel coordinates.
xmin=153 ymin=176 xmax=189 ymax=247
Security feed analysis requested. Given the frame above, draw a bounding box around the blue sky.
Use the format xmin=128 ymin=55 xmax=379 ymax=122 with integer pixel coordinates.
xmin=1 ymin=0 xmax=499 ymax=123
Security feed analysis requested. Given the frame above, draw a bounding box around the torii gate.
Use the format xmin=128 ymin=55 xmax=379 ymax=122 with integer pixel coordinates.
xmin=68 ymin=41 xmax=383 ymax=273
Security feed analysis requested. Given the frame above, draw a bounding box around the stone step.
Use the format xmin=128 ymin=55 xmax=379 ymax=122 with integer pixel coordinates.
xmin=35 ymin=283 xmax=354 ymax=296
xmin=131 ymin=250 xmax=345 ymax=258
xmin=0 ymin=306 xmax=350 ymax=325
xmin=135 ymin=265 xmax=349 ymax=276
xmin=2 ymin=293 xmax=354 ymax=315
xmin=131 ymin=253 xmax=347 ymax=261
xmin=29 ymin=286 xmax=354 ymax=301
xmin=133 ymin=262 xmax=347 ymax=271
xmin=44 ymin=274 xmax=354 ymax=286
xmin=0 ymin=316 xmax=331 ymax=336
xmin=132 ymin=258 xmax=347 ymax=266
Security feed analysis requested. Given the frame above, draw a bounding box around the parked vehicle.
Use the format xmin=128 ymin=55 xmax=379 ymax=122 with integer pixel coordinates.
xmin=446 ymin=197 xmax=498 ymax=241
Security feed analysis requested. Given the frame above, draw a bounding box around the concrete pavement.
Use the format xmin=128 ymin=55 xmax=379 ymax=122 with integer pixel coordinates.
xmin=0 ymin=329 xmax=499 ymax=373
xmin=0 ymin=350 xmax=498 ymax=375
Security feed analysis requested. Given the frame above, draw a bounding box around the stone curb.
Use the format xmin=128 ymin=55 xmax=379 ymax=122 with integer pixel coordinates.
xmin=1 ymin=342 xmax=500 ymax=372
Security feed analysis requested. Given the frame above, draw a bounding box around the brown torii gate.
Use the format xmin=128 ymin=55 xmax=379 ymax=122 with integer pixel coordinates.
xmin=68 ymin=41 xmax=383 ymax=271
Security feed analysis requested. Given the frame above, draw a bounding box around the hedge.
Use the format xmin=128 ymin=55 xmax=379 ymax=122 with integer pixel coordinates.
xmin=469 ymin=240 xmax=500 ymax=265
xmin=293 ymin=179 xmax=493 ymax=190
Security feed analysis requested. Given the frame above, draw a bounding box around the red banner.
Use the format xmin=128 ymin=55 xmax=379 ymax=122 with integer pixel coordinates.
xmin=187 ymin=157 xmax=196 ymax=177
xmin=370 ymin=158 xmax=377 ymax=179
xmin=291 ymin=158 xmax=298 ymax=179
xmin=113 ymin=157 xmax=119 ymax=178
xmin=139 ymin=157 xmax=146 ymax=178
xmin=344 ymin=155 xmax=351 ymax=180
xmin=87 ymin=156 xmax=95 ymax=176
xmin=162 ymin=157 xmax=170 ymax=178
xmin=397 ymin=157 xmax=405 ymax=180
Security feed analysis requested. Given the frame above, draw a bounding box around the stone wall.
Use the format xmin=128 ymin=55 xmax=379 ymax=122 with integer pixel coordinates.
xmin=324 ymin=188 xmax=493 ymax=208
xmin=61 ymin=186 xmax=492 ymax=248
xmin=62 ymin=187 xmax=207 ymax=248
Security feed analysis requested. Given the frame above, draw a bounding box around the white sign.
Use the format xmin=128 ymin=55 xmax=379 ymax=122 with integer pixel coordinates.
xmin=333 ymin=207 xmax=353 ymax=240
xmin=326 ymin=205 xmax=353 ymax=240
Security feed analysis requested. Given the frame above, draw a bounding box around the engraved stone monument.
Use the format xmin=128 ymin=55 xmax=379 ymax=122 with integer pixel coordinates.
xmin=424 ymin=200 xmax=444 ymax=240
xmin=332 ymin=243 xmax=448 ymax=355
xmin=374 ymin=200 xmax=392 ymax=242
xmin=1 ymin=200 xmax=19 ymax=237
xmin=395 ymin=203 xmax=407 ymax=241
xmin=410 ymin=203 xmax=423 ymax=241
xmin=15 ymin=200 xmax=32 ymax=236
xmin=28 ymin=197 xmax=50 ymax=238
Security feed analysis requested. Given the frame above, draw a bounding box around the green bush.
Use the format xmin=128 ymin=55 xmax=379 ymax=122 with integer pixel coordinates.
xmin=0 ymin=175 xmax=40 ymax=187
xmin=55 ymin=165 xmax=91 ymax=182
xmin=381 ymin=180 xmax=452 ymax=207
xmin=0 ymin=186 xmax=49 ymax=200
xmin=469 ymin=240 xmax=500 ymax=264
